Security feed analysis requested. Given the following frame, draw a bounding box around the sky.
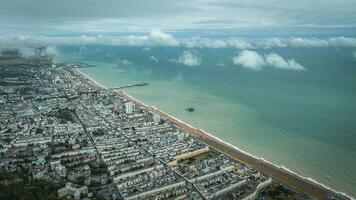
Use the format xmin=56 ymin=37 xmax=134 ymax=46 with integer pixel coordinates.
xmin=0 ymin=0 xmax=356 ymax=34
xmin=1 ymin=0 xmax=356 ymax=66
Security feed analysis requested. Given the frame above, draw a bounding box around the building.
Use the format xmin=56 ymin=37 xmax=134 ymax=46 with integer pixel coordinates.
xmin=153 ymin=113 xmax=161 ymax=124
xmin=113 ymin=99 xmax=121 ymax=111
xmin=57 ymin=182 xmax=88 ymax=200
xmin=124 ymin=102 xmax=135 ymax=114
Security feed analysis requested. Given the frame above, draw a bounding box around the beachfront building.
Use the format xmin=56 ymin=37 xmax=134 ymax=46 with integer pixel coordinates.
xmin=124 ymin=102 xmax=135 ymax=114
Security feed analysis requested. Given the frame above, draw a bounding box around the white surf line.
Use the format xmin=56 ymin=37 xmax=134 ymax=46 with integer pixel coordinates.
xmin=75 ymin=68 xmax=107 ymax=89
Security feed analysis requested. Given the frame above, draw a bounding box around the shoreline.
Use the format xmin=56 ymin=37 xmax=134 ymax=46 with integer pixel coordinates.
xmin=74 ymin=68 xmax=353 ymax=200
xmin=73 ymin=68 xmax=108 ymax=89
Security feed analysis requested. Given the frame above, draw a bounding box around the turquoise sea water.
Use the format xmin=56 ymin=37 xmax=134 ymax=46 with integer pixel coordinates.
xmin=57 ymin=45 xmax=356 ymax=197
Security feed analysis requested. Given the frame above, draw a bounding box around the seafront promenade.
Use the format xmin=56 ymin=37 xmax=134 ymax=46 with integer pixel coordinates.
xmin=74 ymin=68 xmax=350 ymax=200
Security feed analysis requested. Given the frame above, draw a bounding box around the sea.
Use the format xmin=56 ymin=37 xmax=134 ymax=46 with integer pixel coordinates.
xmin=56 ymin=41 xmax=356 ymax=197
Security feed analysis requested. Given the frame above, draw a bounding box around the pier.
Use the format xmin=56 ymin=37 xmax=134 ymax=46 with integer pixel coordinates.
xmin=108 ymin=82 xmax=148 ymax=90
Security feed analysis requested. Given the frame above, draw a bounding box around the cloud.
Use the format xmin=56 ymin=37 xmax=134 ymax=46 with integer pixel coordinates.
xmin=8 ymin=46 xmax=58 ymax=58
xmin=117 ymin=59 xmax=131 ymax=65
xmin=265 ymin=53 xmax=305 ymax=70
xmin=217 ymin=62 xmax=225 ymax=66
xmin=261 ymin=38 xmax=287 ymax=48
xmin=288 ymin=37 xmax=356 ymax=47
xmin=149 ymin=29 xmax=179 ymax=47
xmin=183 ymin=37 xmax=227 ymax=48
xmin=233 ymin=50 xmax=265 ymax=70
xmin=148 ymin=56 xmax=159 ymax=62
xmin=18 ymin=47 xmax=37 ymax=58
xmin=0 ymin=29 xmax=179 ymax=48
xmin=183 ymin=36 xmax=254 ymax=49
xmin=288 ymin=38 xmax=329 ymax=47
xmin=328 ymin=37 xmax=356 ymax=47
xmin=353 ymin=51 xmax=356 ymax=59
xmin=233 ymin=50 xmax=305 ymax=71
xmin=43 ymin=46 xmax=57 ymax=56
xmin=1 ymin=31 xmax=356 ymax=51
xmin=178 ymin=50 xmax=201 ymax=66
xmin=227 ymin=38 xmax=255 ymax=49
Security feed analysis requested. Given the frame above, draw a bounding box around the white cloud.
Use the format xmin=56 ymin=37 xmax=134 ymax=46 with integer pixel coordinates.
xmin=148 ymin=29 xmax=179 ymax=47
xmin=1 ymin=31 xmax=356 ymax=51
xmin=265 ymin=53 xmax=305 ymax=70
xmin=353 ymin=51 xmax=356 ymax=59
xmin=289 ymin=38 xmax=329 ymax=47
xmin=183 ymin=37 xmax=227 ymax=48
xmin=226 ymin=38 xmax=255 ymax=49
xmin=149 ymin=56 xmax=159 ymax=62
xmin=178 ymin=50 xmax=201 ymax=66
xmin=233 ymin=50 xmax=305 ymax=71
xmin=233 ymin=50 xmax=265 ymax=70
xmin=288 ymin=37 xmax=356 ymax=47
xmin=14 ymin=46 xmax=58 ymax=58
xmin=328 ymin=37 xmax=356 ymax=47
xmin=18 ymin=47 xmax=37 ymax=58
xmin=217 ymin=62 xmax=225 ymax=66
xmin=183 ymin=37 xmax=254 ymax=49
xmin=43 ymin=46 xmax=57 ymax=56
xmin=262 ymin=38 xmax=287 ymax=48
xmin=117 ymin=59 xmax=131 ymax=65
xmin=0 ymin=29 xmax=179 ymax=48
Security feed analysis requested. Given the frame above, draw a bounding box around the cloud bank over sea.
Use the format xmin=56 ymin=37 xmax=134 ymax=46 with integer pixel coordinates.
xmin=2 ymin=29 xmax=356 ymax=50
xmin=3 ymin=29 xmax=356 ymax=71
xmin=233 ymin=50 xmax=305 ymax=71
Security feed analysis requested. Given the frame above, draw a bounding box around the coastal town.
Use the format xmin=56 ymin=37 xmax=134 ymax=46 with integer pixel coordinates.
xmin=0 ymin=50 xmax=349 ymax=200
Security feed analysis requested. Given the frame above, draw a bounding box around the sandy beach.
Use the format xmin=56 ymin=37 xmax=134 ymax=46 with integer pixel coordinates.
xmin=73 ymin=68 xmax=351 ymax=200
xmin=73 ymin=68 xmax=107 ymax=90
